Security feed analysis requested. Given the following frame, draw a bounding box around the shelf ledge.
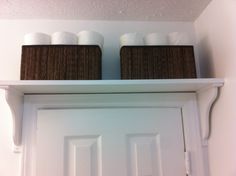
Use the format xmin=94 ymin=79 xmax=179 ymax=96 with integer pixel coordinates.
xmin=0 ymin=79 xmax=224 ymax=151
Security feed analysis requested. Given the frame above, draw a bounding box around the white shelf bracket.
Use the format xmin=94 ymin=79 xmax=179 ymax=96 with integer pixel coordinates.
xmin=197 ymin=84 xmax=221 ymax=146
xmin=0 ymin=79 xmax=223 ymax=153
xmin=4 ymin=87 xmax=24 ymax=153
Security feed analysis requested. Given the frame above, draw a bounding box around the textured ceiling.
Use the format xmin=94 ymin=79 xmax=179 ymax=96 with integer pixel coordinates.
xmin=0 ymin=0 xmax=211 ymax=21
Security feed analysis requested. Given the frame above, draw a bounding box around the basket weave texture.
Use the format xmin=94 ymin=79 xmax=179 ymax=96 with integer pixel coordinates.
xmin=120 ymin=46 xmax=196 ymax=79
xmin=21 ymin=45 xmax=102 ymax=80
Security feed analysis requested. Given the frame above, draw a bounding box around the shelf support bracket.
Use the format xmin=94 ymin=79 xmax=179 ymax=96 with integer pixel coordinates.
xmin=4 ymin=86 xmax=24 ymax=153
xmin=197 ymin=84 xmax=221 ymax=146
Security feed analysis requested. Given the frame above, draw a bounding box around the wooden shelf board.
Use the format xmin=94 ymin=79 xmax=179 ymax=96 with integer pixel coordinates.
xmin=0 ymin=79 xmax=224 ymax=94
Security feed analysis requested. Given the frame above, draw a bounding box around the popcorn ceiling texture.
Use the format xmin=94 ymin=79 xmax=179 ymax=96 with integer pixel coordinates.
xmin=0 ymin=0 xmax=211 ymax=21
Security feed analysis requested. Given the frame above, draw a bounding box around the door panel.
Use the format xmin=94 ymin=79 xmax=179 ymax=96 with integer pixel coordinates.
xmin=36 ymin=108 xmax=185 ymax=176
xmin=65 ymin=136 xmax=102 ymax=176
xmin=128 ymin=134 xmax=162 ymax=176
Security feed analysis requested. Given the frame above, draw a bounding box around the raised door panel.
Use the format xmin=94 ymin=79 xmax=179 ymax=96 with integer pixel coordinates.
xmin=65 ymin=136 xmax=102 ymax=176
xmin=36 ymin=108 xmax=185 ymax=176
xmin=128 ymin=134 xmax=162 ymax=176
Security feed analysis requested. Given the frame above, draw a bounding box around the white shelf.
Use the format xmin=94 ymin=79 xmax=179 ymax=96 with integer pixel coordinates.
xmin=0 ymin=79 xmax=224 ymax=94
xmin=0 ymin=78 xmax=224 ymax=151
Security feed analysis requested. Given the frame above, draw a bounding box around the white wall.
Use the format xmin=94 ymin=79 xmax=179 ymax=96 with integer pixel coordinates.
xmin=0 ymin=20 xmax=196 ymax=80
xmin=0 ymin=20 xmax=196 ymax=176
xmin=194 ymin=0 xmax=236 ymax=176
xmin=0 ymin=90 xmax=21 ymax=176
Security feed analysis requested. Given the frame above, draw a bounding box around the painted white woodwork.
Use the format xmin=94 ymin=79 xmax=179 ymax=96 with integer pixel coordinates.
xmin=0 ymin=79 xmax=224 ymax=152
xmin=36 ymin=107 xmax=185 ymax=176
xmin=64 ymin=136 xmax=102 ymax=176
xmin=4 ymin=87 xmax=24 ymax=152
xmin=22 ymin=93 xmax=208 ymax=176
xmin=184 ymin=151 xmax=191 ymax=175
xmin=128 ymin=134 xmax=163 ymax=176
xmin=0 ymin=79 xmax=224 ymax=94
xmin=197 ymin=86 xmax=219 ymax=146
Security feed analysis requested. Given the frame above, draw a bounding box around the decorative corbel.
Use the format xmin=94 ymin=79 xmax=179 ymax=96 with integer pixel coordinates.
xmin=197 ymin=84 xmax=221 ymax=146
xmin=4 ymin=87 xmax=24 ymax=153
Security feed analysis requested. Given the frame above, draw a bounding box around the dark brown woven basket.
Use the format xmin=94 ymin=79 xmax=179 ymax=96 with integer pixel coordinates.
xmin=21 ymin=45 xmax=102 ymax=80
xmin=120 ymin=46 xmax=196 ymax=79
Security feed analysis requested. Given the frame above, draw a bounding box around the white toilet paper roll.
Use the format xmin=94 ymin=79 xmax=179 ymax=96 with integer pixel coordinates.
xmin=168 ymin=32 xmax=192 ymax=45
xmin=24 ymin=32 xmax=51 ymax=45
xmin=120 ymin=33 xmax=143 ymax=47
xmin=144 ymin=33 xmax=168 ymax=45
xmin=77 ymin=31 xmax=104 ymax=49
xmin=51 ymin=31 xmax=78 ymax=45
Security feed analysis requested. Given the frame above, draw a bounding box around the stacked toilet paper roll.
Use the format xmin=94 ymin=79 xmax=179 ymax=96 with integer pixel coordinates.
xmin=51 ymin=31 xmax=78 ymax=44
xmin=23 ymin=31 xmax=104 ymax=47
xmin=24 ymin=32 xmax=51 ymax=45
xmin=77 ymin=31 xmax=104 ymax=49
xmin=144 ymin=33 xmax=168 ymax=45
xmin=120 ymin=33 xmax=143 ymax=47
xmin=168 ymin=32 xmax=191 ymax=45
xmin=120 ymin=32 xmax=193 ymax=46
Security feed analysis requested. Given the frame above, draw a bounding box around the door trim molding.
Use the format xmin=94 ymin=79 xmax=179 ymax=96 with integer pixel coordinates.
xmin=21 ymin=93 xmax=207 ymax=176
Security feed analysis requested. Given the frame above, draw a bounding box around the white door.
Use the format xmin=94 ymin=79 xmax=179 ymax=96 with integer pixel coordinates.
xmin=36 ymin=108 xmax=185 ymax=176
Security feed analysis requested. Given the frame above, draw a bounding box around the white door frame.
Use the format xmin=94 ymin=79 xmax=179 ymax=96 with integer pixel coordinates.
xmin=21 ymin=93 xmax=208 ymax=176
